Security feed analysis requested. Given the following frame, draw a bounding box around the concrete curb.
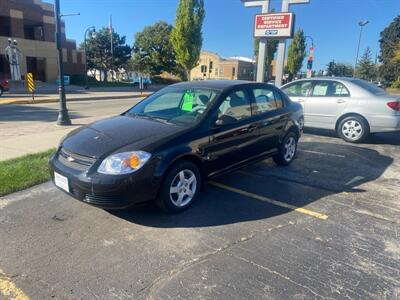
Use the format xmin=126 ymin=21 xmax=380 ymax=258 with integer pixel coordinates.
xmin=0 ymin=93 xmax=152 ymax=105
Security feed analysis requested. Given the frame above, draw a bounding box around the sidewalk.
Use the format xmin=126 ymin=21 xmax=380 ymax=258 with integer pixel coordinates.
xmin=0 ymin=91 xmax=151 ymax=105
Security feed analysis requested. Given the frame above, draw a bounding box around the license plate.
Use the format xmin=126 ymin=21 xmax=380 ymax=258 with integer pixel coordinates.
xmin=54 ymin=172 xmax=69 ymax=193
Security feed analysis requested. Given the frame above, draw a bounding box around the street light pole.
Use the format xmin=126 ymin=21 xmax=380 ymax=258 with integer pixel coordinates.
xmin=54 ymin=0 xmax=71 ymax=125
xmin=84 ymin=26 xmax=95 ymax=89
xmin=354 ymin=20 xmax=369 ymax=77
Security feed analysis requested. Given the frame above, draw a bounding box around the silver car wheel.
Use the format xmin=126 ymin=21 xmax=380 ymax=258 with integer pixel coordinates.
xmin=284 ymin=136 xmax=296 ymax=162
xmin=169 ymin=169 xmax=197 ymax=207
xmin=342 ymin=120 xmax=363 ymax=141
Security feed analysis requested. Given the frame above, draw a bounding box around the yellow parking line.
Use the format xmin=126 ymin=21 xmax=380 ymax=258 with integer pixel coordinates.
xmin=210 ymin=182 xmax=328 ymax=220
xmin=0 ymin=268 xmax=29 ymax=300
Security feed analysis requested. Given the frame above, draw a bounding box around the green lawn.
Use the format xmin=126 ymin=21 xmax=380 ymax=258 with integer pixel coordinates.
xmin=0 ymin=149 xmax=55 ymax=197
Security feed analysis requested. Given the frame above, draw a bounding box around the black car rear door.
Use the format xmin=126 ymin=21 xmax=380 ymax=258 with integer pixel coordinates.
xmin=249 ymin=85 xmax=290 ymax=153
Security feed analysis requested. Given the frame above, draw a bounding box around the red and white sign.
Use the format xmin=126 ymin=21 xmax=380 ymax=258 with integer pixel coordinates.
xmin=254 ymin=12 xmax=295 ymax=38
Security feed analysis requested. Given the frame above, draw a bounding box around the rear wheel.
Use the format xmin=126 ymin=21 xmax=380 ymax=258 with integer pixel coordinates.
xmin=337 ymin=115 xmax=369 ymax=143
xmin=156 ymin=161 xmax=202 ymax=213
xmin=273 ymin=132 xmax=298 ymax=166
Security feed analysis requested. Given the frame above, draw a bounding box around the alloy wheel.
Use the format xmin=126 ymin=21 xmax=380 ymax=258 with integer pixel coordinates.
xmin=169 ymin=169 xmax=197 ymax=207
xmin=284 ymin=137 xmax=296 ymax=162
xmin=342 ymin=120 xmax=363 ymax=141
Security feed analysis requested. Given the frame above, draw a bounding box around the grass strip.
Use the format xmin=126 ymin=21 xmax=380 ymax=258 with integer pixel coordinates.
xmin=0 ymin=149 xmax=55 ymax=197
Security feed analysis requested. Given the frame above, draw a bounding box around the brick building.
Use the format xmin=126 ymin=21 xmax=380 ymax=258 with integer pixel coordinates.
xmin=191 ymin=51 xmax=255 ymax=81
xmin=0 ymin=0 xmax=85 ymax=83
xmin=191 ymin=51 xmax=280 ymax=82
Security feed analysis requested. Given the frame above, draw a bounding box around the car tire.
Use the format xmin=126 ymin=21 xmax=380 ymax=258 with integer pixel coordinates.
xmin=337 ymin=115 xmax=369 ymax=143
xmin=156 ymin=160 xmax=202 ymax=213
xmin=273 ymin=132 xmax=298 ymax=166
xmin=0 ymin=86 xmax=3 ymax=97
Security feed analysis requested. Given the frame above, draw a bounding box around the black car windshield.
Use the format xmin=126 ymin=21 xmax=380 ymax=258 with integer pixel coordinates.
xmin=126 ymin=88 xmax=219 ymax=125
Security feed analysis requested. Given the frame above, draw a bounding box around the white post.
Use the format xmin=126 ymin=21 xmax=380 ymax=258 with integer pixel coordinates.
xmin=256 ymin=1 xmax=270 ymax=82
xmin=275 ymin=0 xmax=289 ymax=87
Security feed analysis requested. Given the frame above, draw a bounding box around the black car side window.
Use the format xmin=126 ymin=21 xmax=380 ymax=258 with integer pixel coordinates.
xmin=217 ymin=90 xmax=251 ymax=122
xmin=251 ymin=88 xmax=284 ymax=115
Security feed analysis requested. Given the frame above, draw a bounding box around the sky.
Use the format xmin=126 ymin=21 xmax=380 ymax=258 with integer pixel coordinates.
xmin=56 ymin=0 xmax=400 ymax=71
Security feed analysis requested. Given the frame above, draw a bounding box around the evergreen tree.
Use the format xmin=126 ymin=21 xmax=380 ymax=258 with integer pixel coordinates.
xmin=171 ymin=0 xmax=205 ymax=80
xmin=287 ymin=29 xmax=307 ymax=81
xmin=81 ymin=27 xmax=131 ymax=81
xmin=356 ymin=47 xmax=377 ymax=81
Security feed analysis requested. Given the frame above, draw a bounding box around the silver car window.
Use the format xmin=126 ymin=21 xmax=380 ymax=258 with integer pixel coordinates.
xmin=283 ymin=81 xmax=312 ymax=97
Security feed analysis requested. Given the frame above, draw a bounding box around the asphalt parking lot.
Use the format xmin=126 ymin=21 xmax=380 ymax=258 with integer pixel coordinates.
xmin=1 ymin=130 xmax=399 ymax=299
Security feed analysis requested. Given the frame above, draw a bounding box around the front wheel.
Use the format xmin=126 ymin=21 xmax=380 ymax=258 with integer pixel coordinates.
xmin=156 ymin=161 xmax=202 ymax=213
xmin=273 ymin=132 xmax=298 ymax=166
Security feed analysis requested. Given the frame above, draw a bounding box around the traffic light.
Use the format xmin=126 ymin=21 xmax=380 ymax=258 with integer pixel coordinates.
xmin=307 ymin=59 xmax=313 ymax=70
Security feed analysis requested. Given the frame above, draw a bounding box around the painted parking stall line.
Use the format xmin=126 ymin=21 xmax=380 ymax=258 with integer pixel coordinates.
xmin=0 ymin=268 xmax=29 ymax=300
xmin=210 ymin=182 xmax=328 ymax=220
xmin=299 ymin=150 xmax=346 ymax=158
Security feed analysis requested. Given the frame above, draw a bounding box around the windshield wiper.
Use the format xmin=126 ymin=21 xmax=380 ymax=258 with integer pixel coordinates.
xmin=128 ymin=112 xmax=172 ymax=124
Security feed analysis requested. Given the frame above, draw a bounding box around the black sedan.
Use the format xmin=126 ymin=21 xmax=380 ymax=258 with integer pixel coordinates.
xmin=49 ymin=81 xmax=303 ymax=212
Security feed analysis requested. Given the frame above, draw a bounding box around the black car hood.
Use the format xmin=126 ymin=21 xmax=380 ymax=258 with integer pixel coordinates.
xmin=62 ymin=115 xmax=183 ymax=158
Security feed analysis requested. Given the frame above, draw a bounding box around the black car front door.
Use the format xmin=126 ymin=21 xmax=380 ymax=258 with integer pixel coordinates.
xmin=203 ymin=88 xmax=261 ymax=176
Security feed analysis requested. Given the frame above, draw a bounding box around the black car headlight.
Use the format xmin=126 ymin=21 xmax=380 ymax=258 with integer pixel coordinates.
xmin=98 ymin=151 xmax=151 ymax=175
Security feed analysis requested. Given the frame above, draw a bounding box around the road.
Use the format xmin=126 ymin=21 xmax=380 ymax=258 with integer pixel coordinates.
xmin=0 ymin=98 xmax=143 ymax=160
xmin=1 ymin=130 xmax=399 ymax=299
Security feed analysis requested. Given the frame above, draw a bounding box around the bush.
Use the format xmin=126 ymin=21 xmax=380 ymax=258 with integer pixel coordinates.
xmin=69 ymin=74 xmax=97 ymax=85
xmin=391 ymin=80 xmax=400 ymax=88
xmin=151 ymin=76 xmax=181 ymax=85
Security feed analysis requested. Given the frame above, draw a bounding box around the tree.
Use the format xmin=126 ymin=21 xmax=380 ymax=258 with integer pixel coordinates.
xmin=254 ymin=38 xmax=279 ymax=80
xmin=326 ymin=61 xmax=354 ymax=77
xmin=287 ymin=29 xmax=306 ymax=81
xmin=390 ymin=42 xmax=400 ymax=87
xmin=171 ymin=0 xmax=205 ymax=80
xmin=356 ymin=47 xmax=377 ymax=81
xmin=131 ymin=21 xmax=177 ymax=76
xmin=379 ymin=16 xmax=400 ymax=87
xmin=81 ymin=27 xmax=131 ymax=81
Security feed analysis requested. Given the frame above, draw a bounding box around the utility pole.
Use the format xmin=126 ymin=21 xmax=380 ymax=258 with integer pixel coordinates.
xmin=84 ymin=26 xmax=95 ymax=89
xmin=55 ymin=0 xmax=71 ymax=125
xmin=241 ymin=0 xmax=270 ymax=83
xmin=354 ymin=20 xmax=369 ymax=77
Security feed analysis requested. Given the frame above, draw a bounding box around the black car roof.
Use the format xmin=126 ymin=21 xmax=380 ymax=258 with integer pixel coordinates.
xmin=168 ymin=80 xmax=264 ymax=91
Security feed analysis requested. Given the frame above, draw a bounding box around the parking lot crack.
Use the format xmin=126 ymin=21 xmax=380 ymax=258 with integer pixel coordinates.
xmin=227 ymin=252 xmax=326 ymax=299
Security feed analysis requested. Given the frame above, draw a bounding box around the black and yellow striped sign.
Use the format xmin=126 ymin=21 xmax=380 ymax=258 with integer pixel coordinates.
xmin=26 ymin=73 xmax=35 ymax=93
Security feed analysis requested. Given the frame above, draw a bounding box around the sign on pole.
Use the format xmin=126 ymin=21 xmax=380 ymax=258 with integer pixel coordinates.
xmin=26 ymin=72 xmax=35 ymax=101
xmin=254 ymin=12 xmax=295 ymax=39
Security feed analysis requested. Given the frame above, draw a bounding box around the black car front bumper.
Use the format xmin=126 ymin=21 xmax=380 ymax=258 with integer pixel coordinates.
xmin=49 ymin=151 xmax=160 ymax=209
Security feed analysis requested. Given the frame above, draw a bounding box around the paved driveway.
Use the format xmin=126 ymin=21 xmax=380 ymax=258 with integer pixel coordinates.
xmin=0 ymin=131 xmax=399 ymax=299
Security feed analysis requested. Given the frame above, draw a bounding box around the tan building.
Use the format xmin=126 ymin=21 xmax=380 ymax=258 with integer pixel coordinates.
xmin=0 ymin=0 xmax=85 ymax=83
xmin=191 ymin=51 xmax=255 ymax=81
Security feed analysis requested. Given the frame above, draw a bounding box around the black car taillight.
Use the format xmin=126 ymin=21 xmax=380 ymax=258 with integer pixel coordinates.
xmin=387 ymin=101 xmax=400 ymax=112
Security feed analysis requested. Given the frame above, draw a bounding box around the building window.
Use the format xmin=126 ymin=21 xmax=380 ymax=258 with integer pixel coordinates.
xmin=232 ymin=67 xmax=236 ymax=77
xmin=209 ymin=61 xmax=213 ymax=73
xmin=0 ymin=17 xmax=11 ymax=37
xmin=23 ymin=20 xmax=44 ymax=41
xmin=200 ymin=65 xmax=207 ymax=73
xmin=215 ymin=68 xmax=218 ymax=76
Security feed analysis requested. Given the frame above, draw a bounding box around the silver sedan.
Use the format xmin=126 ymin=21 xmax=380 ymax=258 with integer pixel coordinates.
xmin=281 ymin=77 xmax=400 ymax=142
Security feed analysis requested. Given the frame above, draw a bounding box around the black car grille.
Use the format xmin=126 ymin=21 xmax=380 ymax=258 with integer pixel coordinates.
xmin=58 ymin=148 xmax=96 ymax=171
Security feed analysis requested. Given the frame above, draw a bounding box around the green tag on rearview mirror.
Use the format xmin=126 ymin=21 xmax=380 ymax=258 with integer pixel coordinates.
xmin=182 ymin=91 xmax=194 ymax=111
